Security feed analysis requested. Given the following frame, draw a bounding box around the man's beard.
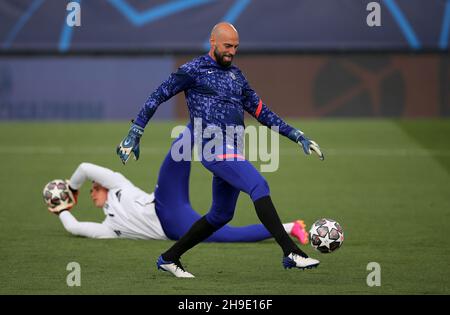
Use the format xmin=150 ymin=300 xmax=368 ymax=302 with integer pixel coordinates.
xmin=214 ymin=47 xmax=233 ymax=67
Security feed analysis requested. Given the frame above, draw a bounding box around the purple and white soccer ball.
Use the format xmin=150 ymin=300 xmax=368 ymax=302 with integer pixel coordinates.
xmin=43 ymin=179 xmax=72 ymax=208
xmin=309 ymin=218 xmax=344 ymax=253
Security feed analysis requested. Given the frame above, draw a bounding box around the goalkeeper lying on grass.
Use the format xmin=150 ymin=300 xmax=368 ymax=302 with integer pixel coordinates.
xmin=47 ymin=138 xmax=308 ymax=244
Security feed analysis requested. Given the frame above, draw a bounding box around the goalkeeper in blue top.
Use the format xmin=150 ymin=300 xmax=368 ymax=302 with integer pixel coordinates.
xmin=117 ymin=22 xmax=324 ymax=278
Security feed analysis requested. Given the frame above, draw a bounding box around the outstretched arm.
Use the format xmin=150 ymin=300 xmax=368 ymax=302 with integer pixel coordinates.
xmin=69 ymin=162 xmax=131 ymax=191
xmin=134 ymin=68 xmax=195 ymax=128
xmin=117 ymin=66 xmax=195 ymax=164
xmin=58 ymin=211 xmax=117 ymax=239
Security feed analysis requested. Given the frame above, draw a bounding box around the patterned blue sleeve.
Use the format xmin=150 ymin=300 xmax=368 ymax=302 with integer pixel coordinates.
xmin=242 ymin=76 xmax=294 ymax=138
xmin=134 ymin=66 xmax=195 ymax=128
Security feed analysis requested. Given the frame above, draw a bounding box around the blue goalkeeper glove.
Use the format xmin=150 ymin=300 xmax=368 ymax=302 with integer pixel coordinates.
xmin=288 ymin=129 xmax=324 ymax=161
xmin=116 ymin=122 xmax=144 ymax=164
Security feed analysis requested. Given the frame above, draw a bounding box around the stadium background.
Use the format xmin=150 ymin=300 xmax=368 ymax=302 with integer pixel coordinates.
xmin=0 ymin=0 xmax=449 ymax=295
xmin=1 ymin=0 xmax=449 ymax=120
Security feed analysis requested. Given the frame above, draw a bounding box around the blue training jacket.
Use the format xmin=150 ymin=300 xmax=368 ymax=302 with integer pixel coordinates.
xmin=134 ymin=54 xmax=295 ymax=144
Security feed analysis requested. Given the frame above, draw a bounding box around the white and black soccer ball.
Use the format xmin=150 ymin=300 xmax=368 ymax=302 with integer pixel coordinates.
xmin=43 ymin=179 xmax=72 ymax=208
xmin=309 ymin=218 xmax=344 ymax=253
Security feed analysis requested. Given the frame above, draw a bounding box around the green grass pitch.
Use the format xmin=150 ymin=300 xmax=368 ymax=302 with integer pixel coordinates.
xmin=0 ymin=119 xmax=449 ymax=294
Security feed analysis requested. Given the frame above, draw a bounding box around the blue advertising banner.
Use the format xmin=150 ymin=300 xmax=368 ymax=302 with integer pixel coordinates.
xmin=0 ymin=57 xmax=176 ymax=120
xmin=0 ymin=0 xmax=448 ymax=53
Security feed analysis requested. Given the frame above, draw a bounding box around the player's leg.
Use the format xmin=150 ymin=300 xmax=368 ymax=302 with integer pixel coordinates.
xmin=152 ymin=123 xmax=285 ymax=243
xmin=160 ymin=204 xmax=302 ymax=243
xmin=160 ymin=174 xmax=240 ymax=261
xmin=206 ymin=223 xmax=271 ymax=242
xmin=154 ymin=123 xmax=194 ymax=239
xmin=160 ymin=159 xmax=296 ymax=257
xmin=202 ymin=159 xmax=295 ymax=251
xmin=204 ymin=174 xmax=240 ymax=228
xmin=154 ymin=123 xmax=193 ymax=207
xmin=206 ymin=219 xmax=304 ymax=242
xmin=202 ymin=159 xmax=319 ymax=269
xmin=162 ymin=206 xmax=272 ymax=242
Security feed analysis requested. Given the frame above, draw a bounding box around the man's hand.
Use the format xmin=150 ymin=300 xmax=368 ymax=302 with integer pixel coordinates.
xmin=116 ymin=123 xmax=144 ymax=164
xmin=68 ymin=181 xmax=79 ymax=205
xmin=288 ymin=129 xmax=324 ymax=161
xmin=299 ymin=136 xmax=324 ymax=161
xmin=48 ymin=180 xmax=76 ymax=215
xmin=48 ymin=205 xmax=73 ymax=215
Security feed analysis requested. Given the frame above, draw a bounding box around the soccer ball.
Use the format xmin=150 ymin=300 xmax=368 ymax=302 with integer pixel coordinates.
xmin=43 ymin=179 xmax=73 ymax=209
xmin=309 ymin=218 xmax=344 ymax=253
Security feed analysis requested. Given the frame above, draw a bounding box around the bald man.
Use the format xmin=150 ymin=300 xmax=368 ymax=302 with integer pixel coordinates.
xmin=117 ymin=22 xmax=324 ymax=278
